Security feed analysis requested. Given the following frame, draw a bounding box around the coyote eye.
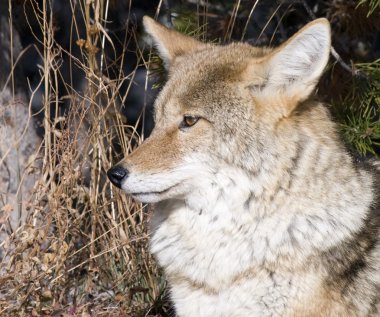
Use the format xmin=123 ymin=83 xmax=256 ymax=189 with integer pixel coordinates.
xmin=180 ymin=115 xmax=200 ymax=128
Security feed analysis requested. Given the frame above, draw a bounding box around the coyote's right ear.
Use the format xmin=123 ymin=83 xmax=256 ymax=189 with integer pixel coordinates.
xmin=143 ymin=16 xmax=205 ymax=69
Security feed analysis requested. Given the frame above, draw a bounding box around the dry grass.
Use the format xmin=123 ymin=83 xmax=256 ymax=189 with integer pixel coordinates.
xmin=0 ymin=0 xmax=168 ymax=316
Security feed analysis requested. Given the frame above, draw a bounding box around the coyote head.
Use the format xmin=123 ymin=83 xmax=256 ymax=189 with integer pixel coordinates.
xmin=108 ymin=17 xmax=331 ymax=203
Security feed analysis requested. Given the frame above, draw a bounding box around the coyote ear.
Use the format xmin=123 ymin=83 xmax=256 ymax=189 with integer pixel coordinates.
xmin=143 ymin=16 xmax=205 ymax=69
xmin=266 ymin=18 xmax=331 ymax=102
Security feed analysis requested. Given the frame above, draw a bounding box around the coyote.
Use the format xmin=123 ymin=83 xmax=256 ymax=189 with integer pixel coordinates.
xmin=108 ymin=16 xmax=380 ymax=317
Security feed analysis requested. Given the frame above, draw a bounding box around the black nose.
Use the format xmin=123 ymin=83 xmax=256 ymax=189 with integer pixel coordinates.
xmin=107 ymin=165 xmax=128 ymax=188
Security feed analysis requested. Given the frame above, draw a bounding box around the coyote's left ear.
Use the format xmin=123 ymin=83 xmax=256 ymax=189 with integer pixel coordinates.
xmin=143 ymin=16 xmax=205 ymax=70
xmin=266 ymin=18 xmax=331 ymax=103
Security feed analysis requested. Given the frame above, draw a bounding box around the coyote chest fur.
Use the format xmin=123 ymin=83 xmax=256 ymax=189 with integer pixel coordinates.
xmin=107 ymin=17 xmax=380 ymax=317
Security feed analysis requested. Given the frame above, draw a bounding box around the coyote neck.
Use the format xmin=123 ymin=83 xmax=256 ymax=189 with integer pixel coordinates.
xmin=149 ymin=142 xmax=375 ymax=316
xmin=150 ymin=151 xmax=373 ymax=281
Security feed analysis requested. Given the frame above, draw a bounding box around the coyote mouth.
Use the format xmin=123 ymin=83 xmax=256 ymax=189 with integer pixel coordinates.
xmin=130 ymin=182 xmax=180 ymax=197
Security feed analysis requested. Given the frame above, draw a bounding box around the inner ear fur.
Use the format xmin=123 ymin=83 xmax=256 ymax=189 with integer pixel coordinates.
xmin=243 ymin=18 xmax=331 ymax=118
xmin=266 ymin=18 xmax=331 ymax=100
xmin=143 ymin=16 xmax=206 ymax=69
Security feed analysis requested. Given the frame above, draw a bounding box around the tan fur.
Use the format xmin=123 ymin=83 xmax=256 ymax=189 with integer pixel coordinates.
xmin=108 ymin=17 xmax=380 ymax=317
xmin=143 ymin=16 xmax=205 ymax=68
xmin=290 ymin=287 xmax=349 ymax=317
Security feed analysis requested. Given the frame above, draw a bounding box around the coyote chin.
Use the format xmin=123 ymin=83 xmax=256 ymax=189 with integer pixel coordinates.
xmin=108 ymin=16 xmax=380 ymax=317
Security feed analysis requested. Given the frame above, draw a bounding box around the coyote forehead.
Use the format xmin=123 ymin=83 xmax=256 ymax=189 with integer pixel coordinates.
xmin=154 ymin=43 xmax=269 ymax=123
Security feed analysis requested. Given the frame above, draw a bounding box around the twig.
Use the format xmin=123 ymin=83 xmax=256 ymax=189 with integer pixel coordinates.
xmin=224 ymin=0 xmax=241 ymax=42
xmin=163 ymin=0 xmax=173 ymax=27
xmin=241 ymin=0 xmax=260 ymax=41
xmin=300 ymin=0 xmax=360 ymax=76
xmin=100 ymin=0 xmax=110 ymax=73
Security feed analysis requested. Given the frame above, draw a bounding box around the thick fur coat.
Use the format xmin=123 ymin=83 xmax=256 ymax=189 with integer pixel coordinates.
xmin=108 ymin=17 xmax=380 ymax=317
